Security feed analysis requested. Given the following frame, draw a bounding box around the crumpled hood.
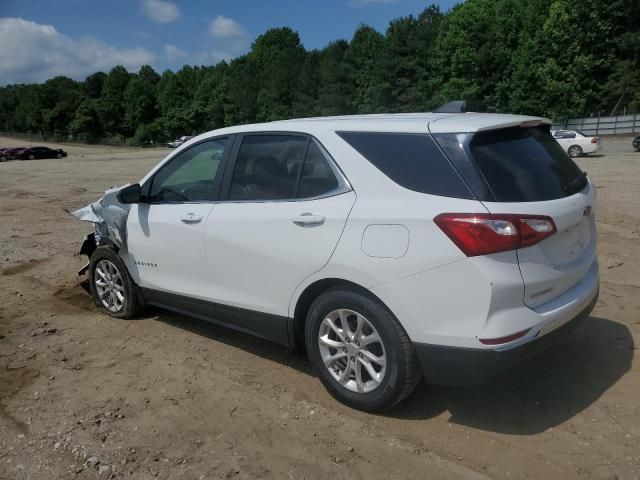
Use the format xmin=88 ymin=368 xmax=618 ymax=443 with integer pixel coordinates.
xmin=72 ymin=185 xmax=131 ymax=249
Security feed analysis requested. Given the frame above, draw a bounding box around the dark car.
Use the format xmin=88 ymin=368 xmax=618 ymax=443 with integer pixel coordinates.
xmin=4 ymin=147 xmax=27 ymax=159
xmin=17 ymin=146 xmax=67 ymax=160
xmin=633 ymin=135 xmax=640 ymax=152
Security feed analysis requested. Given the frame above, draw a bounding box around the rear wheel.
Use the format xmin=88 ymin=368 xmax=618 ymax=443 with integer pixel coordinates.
xmin=305 ymin=288 xmax=420 ymax=412
xmin=568 ymin=145 xmax=583 ymax=158
xmin=89 ymin=247 xmax=142 ymax=319
xmin=28 ymin=154 xmax=35 ymax=160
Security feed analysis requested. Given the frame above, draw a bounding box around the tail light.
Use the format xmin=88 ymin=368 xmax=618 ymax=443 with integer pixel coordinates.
xmin=591 ymin=137 xmax=599 ymax=144
xmin=434 ymin=213 xmax=557 ymax=257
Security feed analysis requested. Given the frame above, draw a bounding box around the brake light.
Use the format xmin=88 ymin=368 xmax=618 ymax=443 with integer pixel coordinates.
xmin=591 ymin=137 xmax=599 ymax=144
xmin=434 ymin=213 xmax=557 ymax=256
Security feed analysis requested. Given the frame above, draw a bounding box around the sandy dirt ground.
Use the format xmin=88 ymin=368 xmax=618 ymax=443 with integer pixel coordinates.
xmin=0 ymin=135 xmax=638 ymax=480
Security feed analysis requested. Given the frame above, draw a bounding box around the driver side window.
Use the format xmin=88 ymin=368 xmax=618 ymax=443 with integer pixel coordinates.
xmin=149 ymin=138 xmax=227 ymax=203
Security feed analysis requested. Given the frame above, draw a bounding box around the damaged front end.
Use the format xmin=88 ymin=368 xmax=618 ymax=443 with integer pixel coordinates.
xmin=73 ymin=185 xmax=132 ymax=276
xmin=77 ymin=232 xmax=97 ymax=276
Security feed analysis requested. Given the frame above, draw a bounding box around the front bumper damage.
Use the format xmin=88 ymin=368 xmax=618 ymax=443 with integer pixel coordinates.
xmin=72 ymin=185 xmax=131 ymax=276
xmin=77 ymin=232 xmax=97 ymax=276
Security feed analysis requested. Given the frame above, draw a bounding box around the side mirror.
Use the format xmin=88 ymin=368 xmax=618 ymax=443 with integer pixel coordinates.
xmin=118 ymin=184 xmax=142 ymax=204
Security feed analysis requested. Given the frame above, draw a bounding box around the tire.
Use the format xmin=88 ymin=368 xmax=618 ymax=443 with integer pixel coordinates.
xmin=89 ymin=246 xmax=142 ymax=319
xmin=28 ymin=154 xmax=35 ymax=160
xmin=305 ymin=287 xmax=420 ymax=412
xmin=568 ymin=145 xmax=583 ymax=158
xmin=56 ymin=153 xmax=62 ymax=159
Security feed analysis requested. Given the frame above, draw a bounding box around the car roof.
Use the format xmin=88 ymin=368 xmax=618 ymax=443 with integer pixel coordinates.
xmin=200 ymin=112 xmax=551 ymax=138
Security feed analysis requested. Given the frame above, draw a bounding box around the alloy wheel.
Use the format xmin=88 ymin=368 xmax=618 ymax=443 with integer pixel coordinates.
xmin=318 ymin=308 xmax=387 ymax=393
xmin=94 ymin=259 xmax=126 ymax=313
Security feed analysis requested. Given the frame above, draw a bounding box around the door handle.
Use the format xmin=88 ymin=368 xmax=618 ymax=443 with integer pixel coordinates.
xmin=293 ymin=213 xmax=325 ymax=227
xmin=180 ymin=213 xmax=203 ymax=224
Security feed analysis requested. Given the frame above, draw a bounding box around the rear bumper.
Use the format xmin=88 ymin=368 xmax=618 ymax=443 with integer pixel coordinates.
xmin=583 ymin=143 xmax=601 ymax=154
xmin=414 ymin=289 xmax=598 ymax=386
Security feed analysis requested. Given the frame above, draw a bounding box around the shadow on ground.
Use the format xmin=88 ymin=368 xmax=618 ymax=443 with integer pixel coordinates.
xmin=391 ymin=316 xmax=634 ymax=434
xmin=150 ymin=307 xmax=313 ymax=375
xmin=131 ymin=306 xmax=634 ymax=435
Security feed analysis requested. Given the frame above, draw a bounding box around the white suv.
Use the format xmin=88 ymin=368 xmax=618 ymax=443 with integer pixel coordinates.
xmin=74 ymin=113 xmax=599 ymax=412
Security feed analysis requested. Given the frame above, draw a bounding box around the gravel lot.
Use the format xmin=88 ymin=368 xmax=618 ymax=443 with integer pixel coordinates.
xmin=0 ymin=135 xmax=638 ymax=480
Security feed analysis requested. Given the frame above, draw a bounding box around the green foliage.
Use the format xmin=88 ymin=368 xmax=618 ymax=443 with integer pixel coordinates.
xmin=131 ymin=119 xmax=166 ymax=146
xmin=251 ymin=28 xmax=306 ymax=121
xmin=69 ymin=99 xmax=102 ymax=141
xmin=346 ymin=25 xmax=384 ymax=113
xmin=316 ymin=40 xmax=356 ymax=116
xmin=84 ymin=72 xmax=106 ymax=99
xmin=98 ymin=66 xmax=131 ymax=136
xmin=124 ymin=66 xmax=160 ymax=130
xmin=0 ymin=0 xmax=638 ymax=143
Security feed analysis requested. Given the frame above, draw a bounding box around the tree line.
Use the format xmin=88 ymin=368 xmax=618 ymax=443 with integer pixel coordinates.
xmin=1 ymin=0 xmax=638 ymax=145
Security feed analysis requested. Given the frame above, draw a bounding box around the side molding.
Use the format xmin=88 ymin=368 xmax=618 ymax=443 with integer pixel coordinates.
xmin=140 ymin=288 xmax=292 ymax=347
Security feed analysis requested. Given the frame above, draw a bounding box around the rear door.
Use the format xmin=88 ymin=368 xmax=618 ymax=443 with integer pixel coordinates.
xmin=203 ymin=133 xmax=355 ymax=316
xmin=436 ymin=127 xmax=597 ymax=308
xmin=124 ymin=137 xmax=230 ymax=299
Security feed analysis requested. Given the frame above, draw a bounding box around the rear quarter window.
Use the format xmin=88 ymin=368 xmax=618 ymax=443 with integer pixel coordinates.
xmin=337 ymin=132 xmax=474 ymax=199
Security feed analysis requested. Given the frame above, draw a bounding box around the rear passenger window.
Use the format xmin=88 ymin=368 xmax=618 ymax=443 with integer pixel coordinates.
xmin=337 ymin=132 xmax=473 ymax=198
xmin=229 ymin=135 xmax=307 ymax=201
xmin=229 ymin=135 xmax=342 ymax=201
xmin=297 ymin=141 xmax=339 ymax=198
xmin=559 ymin=131 xmax=576 ymax=139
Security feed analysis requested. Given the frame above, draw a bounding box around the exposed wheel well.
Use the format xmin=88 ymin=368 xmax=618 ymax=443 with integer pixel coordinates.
xmin=292 ymin=278 xmax=391 ymax=354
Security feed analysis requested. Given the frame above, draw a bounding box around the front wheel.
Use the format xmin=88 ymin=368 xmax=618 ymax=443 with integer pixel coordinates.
xmin=89 ymin=247 xmax=142 ymax=319
xmin=305 ymin=288 xmax=420 ymax=412
xmin=28 ymin=154 xmax=35 ymax=160
xmin=56 ymin=153 xmax=62 ymax=159
xmin=568 ymin=145 xmax=583 ymax=158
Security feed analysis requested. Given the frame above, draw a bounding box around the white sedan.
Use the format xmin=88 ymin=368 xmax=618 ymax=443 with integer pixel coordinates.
xmin=167 ymin=135 xmax=194 ymax=148
xmin=551 ymin=130 xmax=602 ymax=157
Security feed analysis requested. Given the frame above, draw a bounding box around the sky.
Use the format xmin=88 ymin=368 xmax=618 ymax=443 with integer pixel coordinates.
xmin=0 ymin=0 xmax=457 ymax=86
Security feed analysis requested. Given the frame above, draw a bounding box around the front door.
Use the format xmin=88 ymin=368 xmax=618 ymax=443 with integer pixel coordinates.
xmin=123 ymin=137 xmax=230 ymax=299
